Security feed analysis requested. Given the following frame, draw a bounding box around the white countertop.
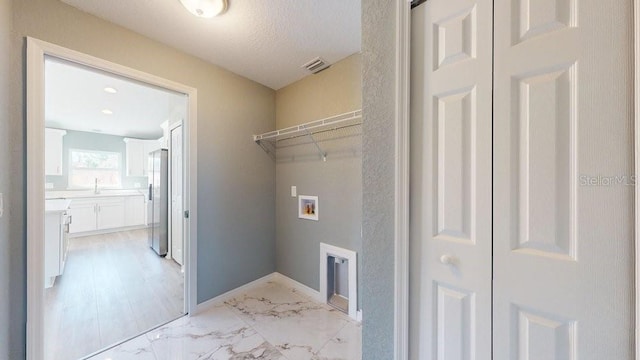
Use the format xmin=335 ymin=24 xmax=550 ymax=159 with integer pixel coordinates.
xmin=45 ymin=199 xmax=72 ymax=213
xmin=45 ymin=189 xmax=147 ymax=200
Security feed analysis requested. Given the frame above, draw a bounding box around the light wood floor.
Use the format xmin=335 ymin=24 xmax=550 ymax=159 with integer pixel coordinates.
xmin=45 ymin=228 xmax=184 ymax=360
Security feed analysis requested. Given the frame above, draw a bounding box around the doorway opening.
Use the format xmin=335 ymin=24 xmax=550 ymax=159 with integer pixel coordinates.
xmin=26 ymin=38 xmax=198 ymax=360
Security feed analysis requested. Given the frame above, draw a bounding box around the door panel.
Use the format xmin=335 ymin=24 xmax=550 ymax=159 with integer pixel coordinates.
xmin=493 ymin=0 xmax=633 ymax=358
xmin=410 ymin=0 xmax=492 ymax=359
xmin=435 ymin=87 xmax=474 ymax=243
xmin=512 ymin=64 xmax=576 ymax=260
xmin=435 ymin=284 xmax=475 ymax=360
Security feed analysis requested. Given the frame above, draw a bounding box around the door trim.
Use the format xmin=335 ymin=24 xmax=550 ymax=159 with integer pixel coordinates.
xmin=26 ymin=37 xmax=199 ymax=360
xmin=635 ymin=0 xmax=640 ymax=356
xmin=394 ymin=0 xmax=411 ymax=359
xmin=168 ymin=120 xmax=184 ymax=268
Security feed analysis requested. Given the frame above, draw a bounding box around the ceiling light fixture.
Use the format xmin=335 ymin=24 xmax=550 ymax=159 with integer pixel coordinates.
xmin=102 ymin=109 xmax=113 ymax=115
xmin=179 ymin=0 xmax=228 ymax=18
xmin=104 ymin=87 xmax=117 ymax=94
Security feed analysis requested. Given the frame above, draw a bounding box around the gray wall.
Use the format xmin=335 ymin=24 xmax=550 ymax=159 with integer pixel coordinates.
xmin=5 ymin=0 xmax=276 ymax=357
xmin=275 ymin=137 xmax=362 ymax=297
xmin=361 ymin=0 xmax=397 ymax=358
xmin=45 ymin=129 xmax=148 ymax=191
xmin=274 ymin=54 xmax=362 ymax=308
xmin=0 ymin=0 xmax=17 ymax=358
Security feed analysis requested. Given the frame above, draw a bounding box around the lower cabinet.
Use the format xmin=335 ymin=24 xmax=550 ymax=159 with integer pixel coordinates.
xmin=44 ymin=210 xmax=69 ymax=288
xmin=68 ymin=200 xmax=98 ymax=233
xmin=96 ymin=198 xmax=126 ymax=230
xmin=69 ymin=195 xmax=146 ymax=234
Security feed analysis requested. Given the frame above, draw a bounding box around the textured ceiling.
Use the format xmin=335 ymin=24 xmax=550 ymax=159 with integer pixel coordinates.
xmin=45 ymin=57 xmax=186 ymax=139
xmin=60 ymin=0 xmax=362 ymax=90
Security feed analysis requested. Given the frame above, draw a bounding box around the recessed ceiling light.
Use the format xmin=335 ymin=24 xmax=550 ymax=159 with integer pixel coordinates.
xmin=104 ymin=87 xmax=117 ymax=94
xmin=179 ymin=0 xmax=228 ymax=18
xmin=102 ymin=109 xmax=113 ymax=115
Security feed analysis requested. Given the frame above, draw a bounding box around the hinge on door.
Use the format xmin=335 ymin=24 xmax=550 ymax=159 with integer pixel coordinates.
xmin=184 ymin=210 xmax=189 ymax=219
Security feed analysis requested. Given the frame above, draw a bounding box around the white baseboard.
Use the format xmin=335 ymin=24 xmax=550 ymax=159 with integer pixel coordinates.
xmin=69 ymin=224 xmax=148 ymax=238
xmin=194 ymin=272 xmax=324 ymax=314
xmin=195 ymin=272 xmax=277 ymax=314
xmin=193 ymin=271 xmax=366 ymax=322
xmin=272 ymin=272 xmax=322 ymax=302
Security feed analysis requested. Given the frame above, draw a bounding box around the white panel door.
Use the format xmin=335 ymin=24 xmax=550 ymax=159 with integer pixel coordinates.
xmin=170 ymin=125 xmax=184 ymax=266
xmin=493 ymin=0 xmax=633 ymax=358
xmin=410 ymin=0 xmax=492 ymax=358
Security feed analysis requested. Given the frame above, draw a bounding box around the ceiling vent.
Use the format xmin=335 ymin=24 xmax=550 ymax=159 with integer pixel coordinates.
xmin=302 ymin=57 xmax=331 ymax=74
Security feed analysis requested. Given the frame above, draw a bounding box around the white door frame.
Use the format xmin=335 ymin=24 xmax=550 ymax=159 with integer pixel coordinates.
xmin=399 ymin=2 xmax=639 ymax=360
xmin=635 ymin=0 xmax=640 ymax=357
xmin=168 ymin=120 xmax=184 ymax=268
xmin=394 ymin=0 xmax=411 ymax=359
xmin=26 ymin=37 xmax=199 ymax=360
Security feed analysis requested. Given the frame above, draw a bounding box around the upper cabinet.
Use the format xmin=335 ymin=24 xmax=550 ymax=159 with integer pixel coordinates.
xmin=124 ymin=138 xmax=145 ymax=177
xmin=124 ymin=138 xmax=161 ymax=177
xmin=45 ymin=128 xmax=67 ymax=176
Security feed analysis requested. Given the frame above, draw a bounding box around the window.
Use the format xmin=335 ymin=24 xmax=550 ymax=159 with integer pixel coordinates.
xmin=68 ymin=149 xmax=122 ymax=189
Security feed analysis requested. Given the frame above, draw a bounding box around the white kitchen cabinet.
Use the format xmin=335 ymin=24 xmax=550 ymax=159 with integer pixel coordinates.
xmin=96 ymin=197 xmax=126 ymax=230
xmin=145 ymin=139 xmax=161 ymax=155
xmin=125 ymin=195 xmax=146 ymax=227
xmin=124 ymin=138 xmax=146 ymax=177
xmin=68 ymin=195 xmax=145 ymax=234
xmin=124 ymin=138 xmax=162 ymax=177
xmin=68 ymin=199 xmax=97 ymax=233
xmin=44 ymin=200 xmax=71 ymax=288
xmin=45 ymin=128 xmax=66 ymax=176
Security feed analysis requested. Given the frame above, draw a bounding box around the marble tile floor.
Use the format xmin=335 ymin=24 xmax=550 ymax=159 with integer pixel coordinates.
xmin=86 ymin=281 xmax=361 ymax=360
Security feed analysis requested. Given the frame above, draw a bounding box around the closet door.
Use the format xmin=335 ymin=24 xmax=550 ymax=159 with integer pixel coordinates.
xmin=493 ymin=0 xmax=634 ymax=358
xmin=409 ymin=0 xmax=492 ymax=358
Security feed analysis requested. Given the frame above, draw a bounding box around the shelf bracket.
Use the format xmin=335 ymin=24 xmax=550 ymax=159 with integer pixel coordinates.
xmin=303 ymin=125 xmax=327 ymax=162
xmin=255 ymin=139 xmax=276 ymax=161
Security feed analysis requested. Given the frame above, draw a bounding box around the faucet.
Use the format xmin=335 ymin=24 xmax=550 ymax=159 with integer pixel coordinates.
xmin=94 ymin=178 xmax=100 ymax=194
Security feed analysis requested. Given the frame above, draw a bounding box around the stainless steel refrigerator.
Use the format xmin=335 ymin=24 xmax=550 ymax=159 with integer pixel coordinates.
xmin=148 ymin=149 xmax=168 ymax=256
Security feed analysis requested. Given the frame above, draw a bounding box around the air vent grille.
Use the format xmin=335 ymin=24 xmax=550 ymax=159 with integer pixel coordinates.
xmin=302 ymin=57 xmax=331 ymax=74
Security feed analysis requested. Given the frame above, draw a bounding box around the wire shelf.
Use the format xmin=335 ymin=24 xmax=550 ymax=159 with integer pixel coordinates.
xmin=253 ymin=109 xmax=362 ymax=161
